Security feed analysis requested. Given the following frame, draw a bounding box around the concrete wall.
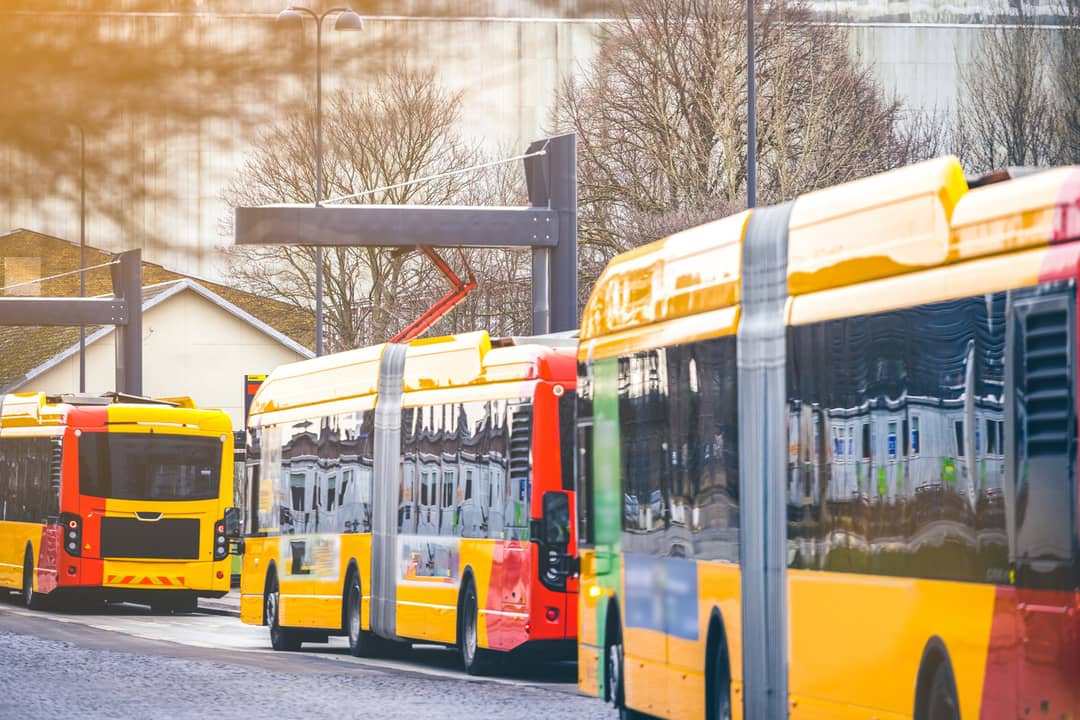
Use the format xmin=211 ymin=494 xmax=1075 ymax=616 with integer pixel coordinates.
xmin=0 ymin=4 xmax=1069 ymax=280
xmin=22 ymin=286 xmax=306 ymax=426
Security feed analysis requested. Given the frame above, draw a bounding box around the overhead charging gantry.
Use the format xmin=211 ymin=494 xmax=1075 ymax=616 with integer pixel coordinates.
xmin=0 ymin=249 xmax=143 ymax=395
xmin=233 ymin=133 xmax=578 ymax=340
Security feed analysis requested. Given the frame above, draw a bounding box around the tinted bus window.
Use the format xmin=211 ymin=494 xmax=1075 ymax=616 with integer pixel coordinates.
xmin=0 ymin=437 xmax=60 ymax=522
xmin=79 ymin=433 xmax=222 ymax=501
xmin=576 ymin=365 xmax=595 ymax=547
xmin=558 ymin=391 xmax=575 ymax=491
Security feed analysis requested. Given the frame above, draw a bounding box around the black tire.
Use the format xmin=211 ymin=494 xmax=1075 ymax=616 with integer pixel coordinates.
xmin=265 ymin=573 xmax=301 ymax=652
xmin=927 ymin=662 xmax=960 ymax=720
xmin=706 ymin=640 xmax=733 ymax=720
xmin=606 ymin=619 xmax=648 ymax=719
xmin=22 ymin=550 xmax=45 ymax=610
xmin=459 ymin=579 xmax=494 ymax=675
xmin=344 ymin=572 xmax=372 ymax=657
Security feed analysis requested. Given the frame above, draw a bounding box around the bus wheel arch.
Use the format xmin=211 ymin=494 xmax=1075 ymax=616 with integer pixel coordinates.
xmin=914 ymin=636 xmax=960 ymax=720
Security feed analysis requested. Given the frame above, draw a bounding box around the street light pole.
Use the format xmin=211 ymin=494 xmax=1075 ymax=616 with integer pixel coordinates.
xmin=78 ymin=126 xmax=87 ymax=392
xmin=278 ymin=5 xmax=363 ymax=357
xmin=314 ymin=10 xmax=325 ymax=358
xmin=747 ymin=0 xmax=757 ymax=209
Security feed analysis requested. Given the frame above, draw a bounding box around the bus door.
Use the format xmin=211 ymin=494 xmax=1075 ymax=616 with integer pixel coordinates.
xmin=1008 ymin=287 xmax=1080 ymax=718
xmin=499 ymin=401 xmax=533 ymax=647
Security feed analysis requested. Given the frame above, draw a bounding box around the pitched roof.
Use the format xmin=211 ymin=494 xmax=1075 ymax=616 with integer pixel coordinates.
xmin=0 ymin=229 xmax=316 ymax=391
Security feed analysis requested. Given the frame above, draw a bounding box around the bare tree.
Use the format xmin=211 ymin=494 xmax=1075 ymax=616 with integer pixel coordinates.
xmin=555 ymin=0 xmax=937 ymax=274
xmin=956 ymin=6 xmax=1057 ymax=171
xmin=1056 ymin=0 xmax=1080 ymax=162
xmin=224 ymin=67 xmax=533 ymax=350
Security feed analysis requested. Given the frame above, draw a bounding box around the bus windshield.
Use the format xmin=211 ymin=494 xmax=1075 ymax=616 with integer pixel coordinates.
xmin=78 ymin=432 xmax=222 ymax=501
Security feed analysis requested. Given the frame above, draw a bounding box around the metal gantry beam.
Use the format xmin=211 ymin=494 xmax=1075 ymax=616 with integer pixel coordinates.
xmin=235 ymin=206 xmax=559 ymax=248
xmin=233 ymin=133 xmax=579 ymax=336
xmin=0 ymin=298 xmax=128 ymax=326
xmin=0 ymin=249 xmax=143 ymax=395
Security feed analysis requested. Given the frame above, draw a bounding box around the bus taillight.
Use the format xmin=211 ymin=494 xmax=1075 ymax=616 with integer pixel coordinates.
xmin=60 ymin=513 xmax=82 ymax=557
xmin=213 ymin=517 xmax=228 ymax=561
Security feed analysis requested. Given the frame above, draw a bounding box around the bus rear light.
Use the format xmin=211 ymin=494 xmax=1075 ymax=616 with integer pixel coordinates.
xmin=545 ymin=607 xmax=559 ymax=622
xmin=216 ymin=571 xmax=224 ymax=580
xmin=524 ymin=622 xmax=531 ymax=635
xmin=67 ymin=566 xmax=77 ymax=576
xmin=60 ymin=513 xmax=82 ymax=558
xmin=213 ymin=516 xmax=229 ymax=561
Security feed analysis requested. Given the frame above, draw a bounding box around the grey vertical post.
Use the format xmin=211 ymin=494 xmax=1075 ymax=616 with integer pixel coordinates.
xmin=746 ymin=0 xmax=757 ymax=209
xmin=370 ymin=343 xmax=407 ymax=639
xmin=111 ymin=250 xmax=142 ymax=396
xmin=532 ymin=248 xmax=551 ymax=335
xmin=737 ymin=202 xmax=791 ymax=719
xmin=548 ymin=134 xmax=578 ymax=333
xmin=525 ymin=134 xmax=577 ymax=335
xmin=313 ymin=12 xmax=325 ymax=357
xmin=79 ymin=126 xmax=87 ymax=393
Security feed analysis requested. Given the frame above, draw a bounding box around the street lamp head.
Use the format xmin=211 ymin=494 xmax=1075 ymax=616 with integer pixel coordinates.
xmin=334 ymin=10 xmax=364 ymax=31
xmin=276 ymin=7 xmax=304 ymax=25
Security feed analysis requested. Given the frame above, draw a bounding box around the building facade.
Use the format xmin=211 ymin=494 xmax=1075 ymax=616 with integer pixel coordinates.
xmin=0 ymin=2 xmax=1069 ymax=279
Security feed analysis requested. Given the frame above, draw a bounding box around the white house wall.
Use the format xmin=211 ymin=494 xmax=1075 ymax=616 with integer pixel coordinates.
xmin=22 ymin=287 xmax=306 ymax=426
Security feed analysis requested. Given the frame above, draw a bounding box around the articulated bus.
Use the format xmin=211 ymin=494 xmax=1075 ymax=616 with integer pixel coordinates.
xmin=0 ymin=392 xmax=236 ymax=612
xmin=576 ymin=159 xmax=1080 ymax=719
xmin=240 ymin=331 xmax=578 ymax=672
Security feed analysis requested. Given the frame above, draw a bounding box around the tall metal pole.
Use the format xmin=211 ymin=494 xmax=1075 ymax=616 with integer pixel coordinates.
xmin=79 ymin=126 xmax=87 ymax=392
xmin=314 ymin=13 xmax=325 ymax=357
xmin=746 ymin=0 xmax=757 ymax=209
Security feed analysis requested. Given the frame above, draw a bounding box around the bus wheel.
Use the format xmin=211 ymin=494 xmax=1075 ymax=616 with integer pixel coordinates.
xmin=927 ymin=663 xmax=959 ymax=720
xmin=22 ymin=549 xmax=45 ymax=611
xmin=706 ymin=639 xmax=732 ymax=720
xmin=345 ymin=572 xmax=372 ymax=657
xmin=458 ymin=578 xmax=493 ymax=675
xmin=265 ymin=573 xmax=301 ymax=652
xmin=607 ymin=619 xmax=647 ymax=720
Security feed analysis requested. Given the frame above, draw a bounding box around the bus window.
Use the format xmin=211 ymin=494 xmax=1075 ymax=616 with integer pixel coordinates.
xmin=559 ymin=391 xmax=575 ymax=491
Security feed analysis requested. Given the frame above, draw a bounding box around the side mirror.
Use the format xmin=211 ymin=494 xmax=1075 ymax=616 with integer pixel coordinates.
xmin=223 ymin=506 xmax=242 ymax=539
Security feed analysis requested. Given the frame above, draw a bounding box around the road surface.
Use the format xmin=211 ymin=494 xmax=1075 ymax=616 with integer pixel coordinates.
xmin=0 ymin=593 xmax=614 ymax=720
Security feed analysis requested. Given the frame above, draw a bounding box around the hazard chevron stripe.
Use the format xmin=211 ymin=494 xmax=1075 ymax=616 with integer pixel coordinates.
xmin=105 ymin=575 xmax=187 ymax=587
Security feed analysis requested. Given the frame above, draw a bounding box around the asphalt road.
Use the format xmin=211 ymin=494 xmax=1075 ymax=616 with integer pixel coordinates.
xmin=0 ymin=593 xmax=616 ymax=720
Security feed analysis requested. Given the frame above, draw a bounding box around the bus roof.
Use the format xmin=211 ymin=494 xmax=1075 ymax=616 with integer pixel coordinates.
xmin=580 ymin=158 xmax=1080 ymax=345
xmin=0 ymin=391 xmax=230 ymax=432
xmin=249 ymin=330 xmax=576 ymax=417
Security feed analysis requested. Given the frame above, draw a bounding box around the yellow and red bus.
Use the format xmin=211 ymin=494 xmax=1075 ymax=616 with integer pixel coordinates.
xmin=0 ymin=392 xmax=236 ymax=612
xmin=576 ymin=159 xmax=1080 ymax=719
xmin=240 ymin=331 xmax=578 ymax=673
